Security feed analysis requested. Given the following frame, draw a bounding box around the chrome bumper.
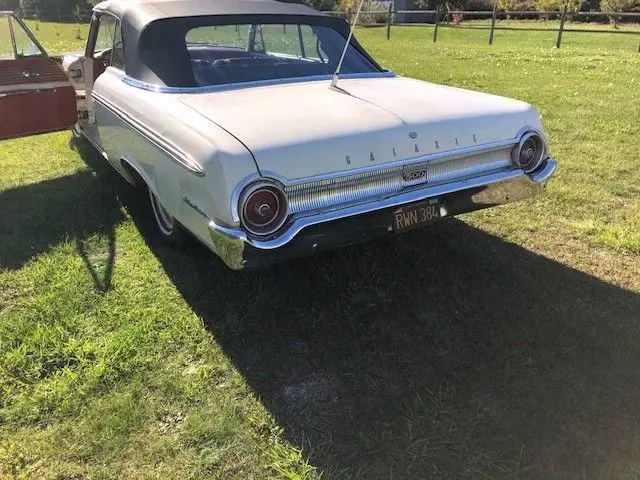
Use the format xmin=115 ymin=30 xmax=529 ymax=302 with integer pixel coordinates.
xmin=209 ymin=159 xmax=557 ymax=270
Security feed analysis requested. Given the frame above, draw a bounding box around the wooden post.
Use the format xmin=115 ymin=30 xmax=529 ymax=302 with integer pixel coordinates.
xmin=386 ymin=3 xmax=392 ymax=40
xmin=489 ymin=3 xmax=498 ymax=45
xmin=433 ymin=6 xmax=440 ymax=43
xmin=556 ymin=4 xmax=568 ymax=49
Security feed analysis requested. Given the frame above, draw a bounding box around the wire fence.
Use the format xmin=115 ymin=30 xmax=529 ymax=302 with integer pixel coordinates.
xmin=326 ymin=8 xmax=640 ymax=51
xmin=11 ymin=8 xmax=640 ymax=53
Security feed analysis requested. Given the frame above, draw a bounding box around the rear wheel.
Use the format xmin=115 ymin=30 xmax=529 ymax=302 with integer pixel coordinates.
xmin=149 ymin=188 xmax=187 ymax=247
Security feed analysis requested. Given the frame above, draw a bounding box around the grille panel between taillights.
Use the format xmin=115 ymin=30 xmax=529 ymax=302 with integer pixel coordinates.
xmin=285 ymin=148 xmax=513 ymax=215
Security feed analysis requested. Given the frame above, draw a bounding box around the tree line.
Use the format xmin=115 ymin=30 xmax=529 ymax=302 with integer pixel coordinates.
xmin=1 ymin=0 xmax=637 ymax=21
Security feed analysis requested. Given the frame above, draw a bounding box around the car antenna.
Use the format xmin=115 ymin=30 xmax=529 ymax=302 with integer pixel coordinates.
xmin=330 ymin=0 xmax=365 ymax=90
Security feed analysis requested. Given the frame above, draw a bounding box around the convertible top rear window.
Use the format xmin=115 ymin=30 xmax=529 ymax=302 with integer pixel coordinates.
xmin=137 ymin=16 xmax=381 ymax=88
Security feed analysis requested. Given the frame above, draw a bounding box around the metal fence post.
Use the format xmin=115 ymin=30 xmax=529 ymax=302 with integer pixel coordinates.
xmin=386 ymin=3 xmax=392 ymax=40
xmin=556 ymin=4 xmax=568 ymax=49
xmin=489 ymin=3 xmax=498 ymax=45
xmin=433 ymin=6 xmax=440 ymax=42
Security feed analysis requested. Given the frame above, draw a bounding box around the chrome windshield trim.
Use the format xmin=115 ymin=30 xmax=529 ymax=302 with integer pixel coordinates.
xmin=213 ymin=163 xmax=558 ymax=251
xmin=122 ymin=71 xmax=396 ymax=94
xmin=91 ymin=91 xmax=205 ymax=176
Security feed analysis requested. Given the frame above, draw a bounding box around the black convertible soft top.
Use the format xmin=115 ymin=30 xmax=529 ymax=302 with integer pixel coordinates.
xmin=97 ymin=0 xmax=326 ymax=28
xmin=93 ymin=0 xmax=380 ymax=85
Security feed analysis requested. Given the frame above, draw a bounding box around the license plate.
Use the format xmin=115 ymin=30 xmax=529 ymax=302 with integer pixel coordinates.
xmin=393 ymin=200 xmax=441 ymax=233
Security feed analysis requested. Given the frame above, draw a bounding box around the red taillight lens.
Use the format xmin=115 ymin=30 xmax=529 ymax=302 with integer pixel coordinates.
xmin=240 ymin=183 xmax=288 ymax=236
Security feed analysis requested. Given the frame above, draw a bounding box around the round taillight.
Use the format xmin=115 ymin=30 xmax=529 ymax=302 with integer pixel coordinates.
xmin=512 ymin=132 xmax=546 ymax=173
xmin=240 ymin=182 xmax=288 ymax=236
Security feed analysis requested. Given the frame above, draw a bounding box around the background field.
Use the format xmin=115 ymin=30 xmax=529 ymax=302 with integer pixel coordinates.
xmin=1 ymin=22 xmax=639 ymax=479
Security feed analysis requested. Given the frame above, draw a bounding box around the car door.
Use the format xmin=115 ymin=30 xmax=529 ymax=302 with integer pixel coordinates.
xmin=0 ymin=12 xmax=77 ymax=140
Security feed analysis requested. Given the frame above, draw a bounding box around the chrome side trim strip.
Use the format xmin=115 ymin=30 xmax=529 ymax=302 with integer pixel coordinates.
xmin=211 ymin=159 xmax=557 ymax=253
xmin=91 ymin=91 xmax=205 ymax=176
xmin=122 ymin=71 xmax=397 ymax=94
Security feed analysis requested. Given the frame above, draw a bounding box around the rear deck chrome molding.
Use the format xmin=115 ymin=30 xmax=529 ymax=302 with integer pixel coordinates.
xmin=122 ymin=71 xmax=397 ymax=94
xmin=262 ymin=137 xmax=519 ymax=187
xmin=91 ymin=91 xmax=205 ymax=176
xmin=230 ymin=137 xmax=526 ymax=224
xmin=210 ymin=159 xmax=557 ymax=266
xmin=284 ymin=151 xmax=513 ymax=216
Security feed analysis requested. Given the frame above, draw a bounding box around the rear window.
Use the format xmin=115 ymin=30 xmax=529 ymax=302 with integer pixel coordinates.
xmin=137 ymin=18 xmax=380 ymax=88
xmin=186 ymin=23 xmax=378 ymax=87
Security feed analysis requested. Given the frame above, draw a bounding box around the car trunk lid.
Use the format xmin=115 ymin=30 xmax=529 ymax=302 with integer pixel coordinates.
xmin=179 ymin=76 xmax=541 ymax=181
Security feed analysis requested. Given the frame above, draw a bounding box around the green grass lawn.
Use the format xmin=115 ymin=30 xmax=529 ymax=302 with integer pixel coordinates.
xmin=1 ymin=21 xmax=640 ymax=480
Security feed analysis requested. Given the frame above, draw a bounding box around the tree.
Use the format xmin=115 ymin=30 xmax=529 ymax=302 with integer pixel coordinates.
xmin=0 ymin=0 xmax=19 ymax=10
xmin=600 ymin=0 xmax=639 ymax=27
xmin=18 ymin=0 xmax=39 ymax=16
xmin=535 ymin=0 xmax=584 ymax=12
xmin=280 ymin=0 xmax=340 ymax=10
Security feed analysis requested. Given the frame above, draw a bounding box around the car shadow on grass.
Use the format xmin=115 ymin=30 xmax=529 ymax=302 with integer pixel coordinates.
xmin=28 ymin=141 xmax=640 ymax=478
xmin=0 ymin=137 xmax=123 ymax=292
xmin=123 ymin=181 xmax=640 ymax=478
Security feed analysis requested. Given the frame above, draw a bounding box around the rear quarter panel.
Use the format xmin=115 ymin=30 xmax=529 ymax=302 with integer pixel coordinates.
xmin=91 ymin=68 xmax=258 ymax=248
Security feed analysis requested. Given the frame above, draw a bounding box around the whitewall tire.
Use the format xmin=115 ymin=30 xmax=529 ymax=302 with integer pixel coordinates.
xmin=149 ymin=188 xmax=187 ymax=246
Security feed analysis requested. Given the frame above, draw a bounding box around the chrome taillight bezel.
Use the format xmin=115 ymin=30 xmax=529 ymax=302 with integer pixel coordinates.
xmin=512 ymin=131 xmax=547 ymax=173
xmin=238 ymin=180 xmax=289 ymax=237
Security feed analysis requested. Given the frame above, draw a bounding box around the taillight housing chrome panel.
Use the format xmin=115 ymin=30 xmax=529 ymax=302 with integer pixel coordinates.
xmin=232 ymin=132 xmax=550 ymax=239
xmin=511 ymin=131 xmax=547 ymax=173
xmin=238 ymin=180 xmax=289 ymax=236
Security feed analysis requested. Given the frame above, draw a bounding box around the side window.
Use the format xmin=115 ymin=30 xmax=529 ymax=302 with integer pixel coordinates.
xmin=12 ymin=18 xmax=44 ymax=57
xmin=264 ymin=24 xmax=303 ymax=58
xmin=185 ymin=25 xmax=249 ymax=48
xmin=92 ymin=14 xmax=117 ymax=57
xmin=111 ymin=22 xmax=125 ymax=70
xmin=0 ymin=16 xmax=44 ymax=60
xmin=90 ymin=14 xmax=124 ymax=72
xmin=0 ymin=16 xmax=12 ymax=60
xmin=301 ymin=25 xmax=324 ymax=61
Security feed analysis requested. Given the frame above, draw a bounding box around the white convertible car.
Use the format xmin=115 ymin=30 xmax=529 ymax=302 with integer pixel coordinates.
xmin=0 ymin=0 xmax=556 ymax=269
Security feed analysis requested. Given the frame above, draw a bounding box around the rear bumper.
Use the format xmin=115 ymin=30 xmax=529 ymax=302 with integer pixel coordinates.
xmin=209 ymin=159 xmax=557 ymax=270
